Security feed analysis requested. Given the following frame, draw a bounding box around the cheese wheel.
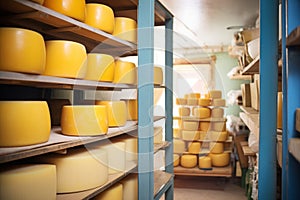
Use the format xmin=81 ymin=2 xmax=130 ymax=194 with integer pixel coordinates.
xmin=176 ymin=98 xmax=187 ymax=105
xmin=209 ymin=153 xmax=230 ymax=167
xmin=173 ymin=128 xmax=182 ymax=139
xmin=181 ymin=155 xmax=197 ymax=168
xmin=193 ymin=107 xmax=211 ymax=119
xmin=188 ymin=93 xmax=200 ymax=98
xmin=0 ymin=101 xmax=51 ymax=147
xmin=187 ymin=98 xmax=198 ymax=106
xmin=173 ymin=154 xmax=180 ymax=167
xmin=96 ymin=101 xmax=126 ymax=127
xmin=126 ymin=99 xmax=138 ymax=120
xmin=277 ymin=92 xmax=282 ymax=129
xmin=199 ymin=122 xmax=211 ymax=131
xmin=0 ymin=164 xmax=56 ymax=200
xmin=211 ymin=99 xmax=226 ymax=107
xmin=184 ymin=94 xmax=189 ymax=99
xmin=209 ymin=142 xmax=224 ymax=154
xmin=120 ymin=174 xmax=137 ymax=200
xmin=61 ymin=105 xmax=108 ymax=136
xmin=94 ymin=183 xmax=123 ymax=200
xmin=198 ymin=156 xmax=212 ymax=169
xmin=174 ymin=139 xmax=186 ymax=153
xmin=188 ymin=142 xmax=201 ymax=154
xmin=209 ymin=90 xmax=222 ymax=99
xmin=154 ymin=126 xmax=163 ymax=144
xmin=113 ymin=60 xmax=136 ymax=84
xmin=198 ymin=98 xmax=211 ymax=106
xmin=101 ymin=142 xmax=126 ymax=174
xmin=113 ymin=17 xmax=137 ymax=43
xmin=199 ymin=131 xmax=208 ymax=140
xmin=212 ymin=122 xmax=226 ymax=132
xmin=154 ymin=66 xmax=163 ymax=85
xmin=182 ymin=121 xmax=199 ymax=131
xmin=182 ymin=130 xmax=200 ymax=141
xmin=37 ymin=147 xmax=108 ymax=193
xmin=211 ymin=108 xmax=224 ymax=118
xmin=124 ymin=138 xmax=137 ymax=162
xmin=179 ymin=107 xmax=190 ymax=116
xmin=209 ymin=131 xmax=228 ymax=142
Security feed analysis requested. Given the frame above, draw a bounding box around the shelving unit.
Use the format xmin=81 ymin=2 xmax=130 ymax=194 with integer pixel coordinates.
xmin=239 ymin=106 xmax=259 ymax=139
xmin=0 ymin=0 xmax=174 ymax=199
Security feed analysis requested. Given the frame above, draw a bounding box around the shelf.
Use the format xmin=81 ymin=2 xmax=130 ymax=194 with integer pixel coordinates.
xmin=0 ymin=71 xmax=135 ymax=90
xmin=239 ymin=112 xmax=259 ymax=139
xmin=240 ymin=106 xmax=259 ymax=114
xmin=57 ymin=161 xmax=137 ymax=200
xmin=240 ymin=141 xmax=256 ymax=156
xmin=241 ymin=56 xmax=260 ymax=75
xmin=229 ymin=74 xmax=252 ymax=80
xmin=286 ymin=26 xmax=300 ymax=46
xmin=182 ymin=149 xmax=233 ymax=155
xmin=173 ymin=116 xmax=226 ymax=122
xmin=154 ymin=141 xmax=171 ymax=154
xmin=197 ymin=136 xmax=233 ymax=143
xmin=289 ymin=138 xmax=300 ymax=163
xmin=154 ymin=171 xmax=174 ymax=200
xmin=174 ymin=164 xmax=232 ymax=177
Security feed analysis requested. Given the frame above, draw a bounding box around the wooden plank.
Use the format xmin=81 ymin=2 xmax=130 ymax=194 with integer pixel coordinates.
xmin=239 ymin=112 xmax=259 ymax=138
xmin=241 ymin=56 xmax=260 ymax=75
xmin=241 ymin=142 xmax=257 ymax=156
xmin=289 ymin=138 xmax=300 ymax=164
xmin=173 ymin=116 xmax=226 ymax=122
xmin=154 ymin=141 xmax=170 ymax=153
xmin=229 ymin=75 xmax=252 ymax=80
xmin=240 ymin=106 xmax=259 ymax=114
xmin=154 ymin=171 xmax=173 ymax=198
xmin=174 ymin=165 xmax=232 ymax=177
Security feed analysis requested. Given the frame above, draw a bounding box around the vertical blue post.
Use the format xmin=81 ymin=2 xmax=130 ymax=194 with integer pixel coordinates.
xmin=258 ymin=0 xmax=278 ymax=199
xmin=138 ymin=0 xmax=155 ymax=199
xmin=165 ymin=17 xmax=174 ymax=200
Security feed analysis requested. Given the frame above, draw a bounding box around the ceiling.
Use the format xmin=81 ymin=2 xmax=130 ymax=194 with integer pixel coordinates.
xmin=159 ymin=0 xmax=259 ymax=49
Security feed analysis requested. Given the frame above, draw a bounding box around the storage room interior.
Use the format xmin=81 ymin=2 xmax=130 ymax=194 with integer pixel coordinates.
xmin=0 ymin=0 xmax=299 ymax=200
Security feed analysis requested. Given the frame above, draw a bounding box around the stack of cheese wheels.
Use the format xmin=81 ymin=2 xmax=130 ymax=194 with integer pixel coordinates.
xmin=113 ymin=17 xmax=137 ymax=43
xmin=94 ymin=183 xmax=123 ymax=200
xmin=0 ymin=164 xmax=56 ymax=200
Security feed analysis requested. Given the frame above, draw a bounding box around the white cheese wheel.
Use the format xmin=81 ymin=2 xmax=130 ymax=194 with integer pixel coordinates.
xmin=120 ymin=174 xmax=137 ymax=200
xmin=209 ymin=131 xmax=228 ymax=141
xmin=187 ymin=98 xmax=199 ymax=106
xmin=173 ymin=154 xmax=180 ymax=167
xmin=173 ymin=128 xmax=182 ymax=139
xmin=179 ymin=107 xmax=190 ymax=116
xmin=101 ymin=142 xmax=126 ymax=174
xmin=0 ymin=164 xmax=56 ymax=200
xmin=188 ymin=142 xmax=201 ymax=154
xmin=181 ymin=155 xmax=197 ymax=168
xmin=198 ymin=156 xmax=212 ymax=169
xmin=199 ymin=122 xmax=211 ymax=131
xmin=182 ymin=130 xmax=200 ymax=141
xmin=209 ymin=142 xmax=224 ymax=154
xmin=193 ymin=107 xmax=211 ymax=119
xmin=94 ymin=183 xmax=123 ymax=200
xmin=198 ymin=98 xmax=211 ymax=106
xmin=212 ymin=122 xmax=226 ymax=132
xmin=209 ymin=90 xmax=222 ymax=99
xmin=211 ymin=99 xmax=226 ymax=107
xmin=176 ymin=98 xmax=187 ymax=105
xmin=154 ymin=126 xmax=163 ymax=144
xmin=188 ymin=93 xmax=200 ymax=98
xmin=211 ymin=108 xmax=224 ymax=118
xmin=182 ymin=121 xmax=199 ymax=131
xmin=174 ymin=139 xmax=186 ymax=154
xmin=37 ymin=147 xmax=108 ymax=193
xmin=96 ymin=101 xmax=127 ymax=127
xmin=209 ymin=153 xmax=230 ymax=167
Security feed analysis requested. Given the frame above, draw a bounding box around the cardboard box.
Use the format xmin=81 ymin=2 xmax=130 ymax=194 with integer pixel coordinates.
xmin=241 ymin=83 xmax=251 ymax=107
xmin=250 ymin=82 xmax=259 ymax=110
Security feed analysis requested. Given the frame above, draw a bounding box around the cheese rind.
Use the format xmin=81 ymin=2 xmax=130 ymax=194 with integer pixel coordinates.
xmin=94 ymin=183 xmax=123 ymax=200
xmin=179 ymin=107 xmax=190 ymax=116
xmin=211 ymin=99 xmax=226 ymax=107
xmin=193 ymin=107 xmax=211 ymax=119
xmin=173 ymin=154 xmax=180 ymax=167
xmin=188 ymin=142 xmax=201 ymax=154
xmin=176 ymin=98 xmax=187 ymax=105
xmin=198 ymin=98 xmax=211 ymax=106
xmin=126 ymin=99 xmax=138 ymax=120
xmin=173 ymin=128 xmax=182 ymax=139
xmin=211 ymin=108 xmax=224 ymax=118
xmin=181 ymin=155 xmax=197 ymax=168
xmin=113 ymin=17 xmax=137 ymax=43
xmin=212 ymin=122 xmax=226 ymax=132
xmin=120 ymin=174 xmax=137 ymax=200
xmin=154 ymin=66 xmax=163 ymax=85
xmin=198 ymin=156 xmax=212 ymax=169
xmin=199 ymin=122 xmax=211 ymax=131
xmin=96 ymin=101 xmax=126 ymax=127
xmin=209 ymin=131 xmax=228 ymax=141
xmin=209 ymin=90 xmax=222 ymax=99
xmin=209 ymin=142 xmax=224 ymax=154
xmin=182 ymin=130 xmax=200 ymax=141
xmin=101 ymin=142 xmax=126 ymax=174
xmin=188 ymin=93 xmax=201 ymax=98
xmin=187 ymin=98 xmax=199 ymax=106
xmin=182 ymin=121 xmax=199 ymax=131
xmin=113 ymin=60 xmax=136 ymax=84
xmin=209 ymin=153 xmax=230 ymax=167
xmin=174 ymin=139 xmax=186 ymax=153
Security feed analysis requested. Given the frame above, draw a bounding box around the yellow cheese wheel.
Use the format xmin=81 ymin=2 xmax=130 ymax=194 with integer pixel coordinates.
xmin=188 ymin=93 xmax=200 ymax=98
xmin=211 ymin=108 xmax=224 ymax=118
xmin=198 ymin=98 xmax=211 ymax=106
xmin=211 ymin=99 xmax=226 ymax=107
xmin=179 ymin=107 xmax=190 ymax=116
xmin=113 ymin=60 xmax=136 ymax=84
xmin=120 ymin=174 xmax=137 ymax=200
xmin=154 ymin=126 xmax=163 ymax=144
xmin=85 ymin=53 xmax=115 ymax=82
xmin=209 ymin=153 xmax=230 ymax=167
xmin=212 ymin=122 xmax=226 ymax=132
xmin=61 ymin=105 xmax=108 ymax=136
xmin=181 ymin=155 xmax=197 ymax=168
xmin=209 ymin=142 xmax=224 ymax=154
xmin=187 ymin=98 xmax=199 ymax=106
xmin=113 ymin=17 xmax=137 ymax=43
xmin=96 ymin=101 xmax=127 ymax=127
xmin=188 ymin=142 xmax=201 ymax=154
xmin=101 ymin=142 xmax=126 ymax=174
xmin=198 ymin=156 xmax=212 ymax=169
xmin=182 ymin=121 xmax=199 ymax=131
xmin=199 ymin=131 xmax=208 ymax=140
xmin=199 ymin=122 xmax=211 ymax=131
xmin=85 ymin=4 xmax=114 ymax=33
xmin=154 ymin=66 xmax=163 ymax=85
xmin=193 ymin=107 xmax=211 ymax=119
xmin=0 ymin=164 xmax=56 ymax=200
xmin=94 ymin=183 xmax=123 ymax=200
xmin=182 ymin=130 xmax=200 ymax=141
xmin=124 ymin=138 xmax=138 ymax=162
xmin=125 ymin=99 xmax=138 ymax=120
xmin=209 ymin=131 xmax=228 ymax=142
xmin=277 ymin=92 xmax=282 ymax=129
xmin=173 ymin=154 xmax=180 ymax=167
xmin=176 ymin=98 xmax=187 ymax=105
xmin=184 ymin=94 xmax=189 ymax=99
xmin=173 ymin=128 xmax=182 ymax=139
xmin=174 ymin=139 xmax=186 ymax=154
xmin=37 ymin=147 xmax=108 ymax=193
xmin=209 ymin=90 xmax=222 ymax=99
xmin=0 ymin=101 xmax=51 ymax=147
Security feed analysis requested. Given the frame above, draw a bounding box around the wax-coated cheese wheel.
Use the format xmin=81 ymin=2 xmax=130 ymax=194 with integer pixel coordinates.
xmin=182 ymin=130 xmax=200 ymax=141
xmin=188 ymin=93 xmax=200 ymax=98
xmin=193 ymin=107 xmax=211 ymax=119
xmin=101 ymin=142 xmax=126 ymax=174
xmin=182 ymin=121 xmax=199 ymax=131
xmin=120 ymin=174 xmax=137 ymax=200
xmin=209 ymin=90 xmax=222 ymax=99
xmin=174 ymin=139 xmax=186 ymax=153
xmin=96 ymin=101 xmax=127 ymax=127
xmin=37 ymin=147 xmax=108 ymax=193
xmin=0 ymin=101 xmax=51 ymax=147
xmin=209 ymin=142 xmax=224 ymax=154
xmin=209 ymin=153 xmax=230 ymax=167
xmin=94 ymin=183 xmax=123 ymax=200
xmin=154 ymin=126 xmax=163 ymax=144
xmin=126 ymin=99 xmax=138 ymax=120
xmin=198 ymin=156 xmax=212 ymax=169
xmin=212 ymin=122 xmax=226 ymax=132
xmin=173 ymin=128 xmax=182 ymax=139
xmin=176 ymin=98 xmax=187 ymax=105
xmin=113 ymin=17 xmax=137 ymax=43
xmin=174 ymin=154 xmax=180 ymax=167
xmin=113 ymin=60 xmax=136 ymax=84
xmin=211 ymin=108 xmax=224 ymax=118
xmin=61 ymin=105 xmax=108 ymax=136
xmin=181 ymin=155 xmax=197 ymax=168
xmin=209 ymin=131 xmax=228 ymax=141
xmin=198 ymin=98 xmax=211 ymax=106
xmin=179 ymin=107 xmax=190 ymax=116
xmin=187 ymin=98 xmax=198 ymax=106
xmin=211 ymin=99 xmax=226 ymax=107
xmin=199 ymin=122 xmax=211 ymax=131
xmin=0 ymin=164 xmax=56 ymax=200
xmin=188 ymin=142 xmax=201 ymax=154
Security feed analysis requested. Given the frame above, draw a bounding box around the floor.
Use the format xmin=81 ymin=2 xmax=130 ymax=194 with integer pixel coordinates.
xmin=173 ymin=176 xmax=247 ymax=200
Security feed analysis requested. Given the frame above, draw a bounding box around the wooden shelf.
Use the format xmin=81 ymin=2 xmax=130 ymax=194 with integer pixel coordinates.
xmin=174 ymin=164 xmax=232 ymax=177
xmin=173 ymin=116 xmax=226 ymax=122
xmin=240 ymin=141 xmax=256 ymax=156
xmin=239 ymin=112 xmax=259 ymax=139
xmin=154 ymin=171 xmax=174 ymax=200
xmin=289 ymin=138 xmax=300 ymax=163
xmin=240 ymin=106 xmax=259 ymax=114
xmin=241 ymin=56 xmax=260 ymax=75
xmin=154 ymin=141 xmax=170 ymax=153
xmin=229 ymin=74 xmax=252 ymax=80
xmin=286 ymin=26 xmax=300 ymax=47
xmin=57 ymin=161 xmax=137 ymax=200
